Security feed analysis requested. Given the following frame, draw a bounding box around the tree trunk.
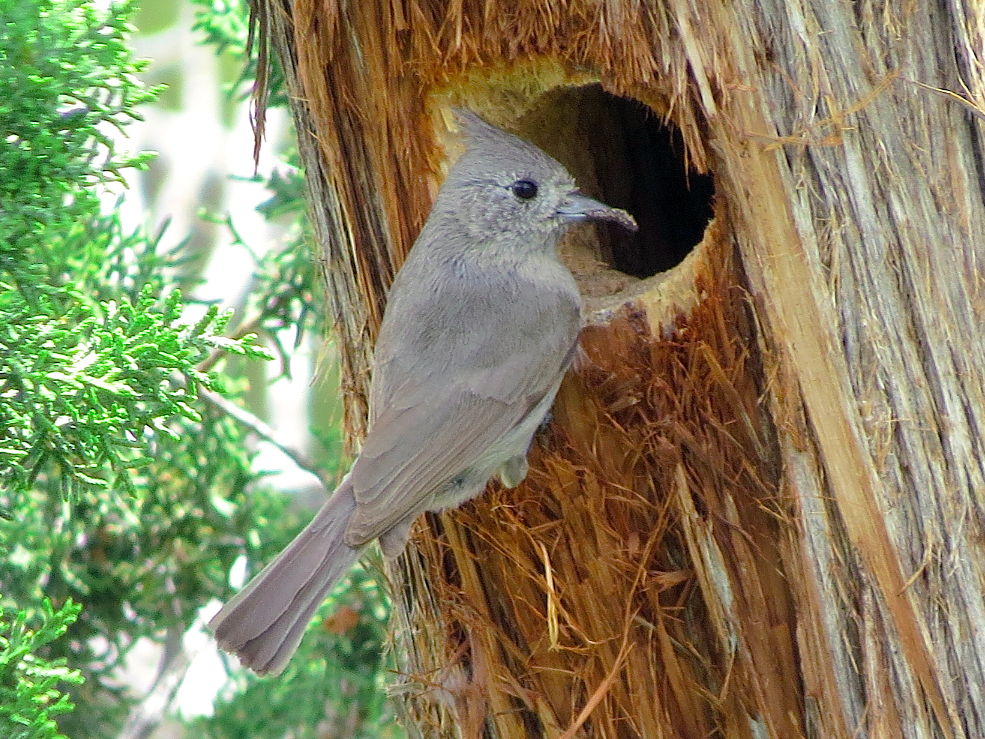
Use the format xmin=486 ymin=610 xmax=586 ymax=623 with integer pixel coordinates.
xmin=257 ymin=1 xmax=985 ymax=737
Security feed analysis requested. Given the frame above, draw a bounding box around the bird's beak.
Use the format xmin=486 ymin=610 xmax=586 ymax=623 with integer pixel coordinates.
xmin=558 ymin=191 xmax=638 ymax=232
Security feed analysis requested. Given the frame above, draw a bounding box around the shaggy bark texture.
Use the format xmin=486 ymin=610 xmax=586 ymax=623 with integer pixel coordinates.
xmin=254 ymin=1 xmax=985 ymax=737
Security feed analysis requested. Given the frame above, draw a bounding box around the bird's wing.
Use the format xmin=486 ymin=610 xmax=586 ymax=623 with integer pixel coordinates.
xmin=345 ymin=352 xmax=562 ymax=546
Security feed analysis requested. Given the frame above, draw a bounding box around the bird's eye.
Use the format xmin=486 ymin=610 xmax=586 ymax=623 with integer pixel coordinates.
xmin=511 ymin=179 xmax=538 ymax=200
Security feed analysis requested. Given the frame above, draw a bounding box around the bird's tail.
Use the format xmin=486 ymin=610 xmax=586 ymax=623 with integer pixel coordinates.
xmin=210 ymin=473 xmax=362 ymax=675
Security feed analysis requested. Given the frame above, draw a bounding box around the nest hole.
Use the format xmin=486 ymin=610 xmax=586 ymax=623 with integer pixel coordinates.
xmin=517 ymin=84 xmax=715 ymax=280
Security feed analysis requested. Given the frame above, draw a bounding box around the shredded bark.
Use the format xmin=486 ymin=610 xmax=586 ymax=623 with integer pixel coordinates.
xmin=255 ymin=1 xmax=985 ymax=737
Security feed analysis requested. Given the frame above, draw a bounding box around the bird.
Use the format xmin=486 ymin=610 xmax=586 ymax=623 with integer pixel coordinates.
xmin=209 ymin=110 xmax=637 ymax=675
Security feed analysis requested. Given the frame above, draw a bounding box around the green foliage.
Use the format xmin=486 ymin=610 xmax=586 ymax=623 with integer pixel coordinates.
xmin=0 ymin=0 xmax=155 ymax=277
xmin=0 ymin=279 xmax=268 ymax=497
xmin=0 ymin=0 xmax=272 ymax=499
xmin=223 ymin=153 xmax=319 ymax=365
xmin=1 ymin=0 xmax=402 ymax=737
xmin=0 ymin=0 xmax=288 ymax=735
xmin=194 ymin=0 xmax=315 ymax=361
xmin=0 ymin=600 xmax=83 ymax=739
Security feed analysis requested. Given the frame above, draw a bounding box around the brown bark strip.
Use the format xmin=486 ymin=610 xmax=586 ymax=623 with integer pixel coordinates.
xmin=255 ymin=0 xmax=985 ymax=736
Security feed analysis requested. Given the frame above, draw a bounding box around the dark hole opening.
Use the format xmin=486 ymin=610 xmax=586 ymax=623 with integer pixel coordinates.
xmin=520 ymin=84 xmax=715 ymax=279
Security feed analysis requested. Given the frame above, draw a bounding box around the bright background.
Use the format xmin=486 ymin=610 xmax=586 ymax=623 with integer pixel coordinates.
xmin=110 ymin=1 xmax=340 ymax=730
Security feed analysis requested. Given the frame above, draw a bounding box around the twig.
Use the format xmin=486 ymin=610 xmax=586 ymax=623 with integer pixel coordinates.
xmin=114 ymin=626 xmax=196 ymax=739
xmin=198 ymin=315 xmax=266 ymax=373
xmin=200 ymin=386 xmax=331 ymax=488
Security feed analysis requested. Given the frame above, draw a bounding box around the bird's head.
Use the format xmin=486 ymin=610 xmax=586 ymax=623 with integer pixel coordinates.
xmin=431 ymin=111 xmax=637 ymax=253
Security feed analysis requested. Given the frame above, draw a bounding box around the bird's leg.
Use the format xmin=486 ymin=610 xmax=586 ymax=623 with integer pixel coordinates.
xmin=497 ymin=455 xmax=529 ymax=488
xmin=379 ymin=517 xmax=415 ymax=559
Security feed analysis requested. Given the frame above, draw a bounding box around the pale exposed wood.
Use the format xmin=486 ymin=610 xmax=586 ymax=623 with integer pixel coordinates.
xmin=709 ymin=1 xmax=985 ymax=735
xmin=256 ymin=0 xmax=985 ymax=737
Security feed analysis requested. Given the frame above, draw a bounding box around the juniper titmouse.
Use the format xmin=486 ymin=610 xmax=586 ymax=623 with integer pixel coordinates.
xmin=210 ymin=111 xmax=637 ymax=675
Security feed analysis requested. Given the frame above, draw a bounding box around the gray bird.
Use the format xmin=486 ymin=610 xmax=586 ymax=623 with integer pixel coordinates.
xmin=209 ymin=111 xmax=637 ymax=675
